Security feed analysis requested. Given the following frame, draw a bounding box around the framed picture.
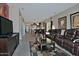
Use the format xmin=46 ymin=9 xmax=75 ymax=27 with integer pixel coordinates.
xmin=70 ymin=12 xmax=79 ymax=28
xmin=58 ymin=16 xmax=67 ymax=29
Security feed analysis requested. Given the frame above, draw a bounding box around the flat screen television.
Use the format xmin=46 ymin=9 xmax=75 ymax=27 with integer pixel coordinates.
xmin=0 ymin=16 xmax=13 ymax=36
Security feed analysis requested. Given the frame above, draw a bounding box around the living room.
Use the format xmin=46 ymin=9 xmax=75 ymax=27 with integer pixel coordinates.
xmin=0 ymin=2 xmax=79 ymax=56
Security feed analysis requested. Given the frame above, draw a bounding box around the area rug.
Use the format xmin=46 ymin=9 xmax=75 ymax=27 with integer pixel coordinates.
xmin=29 ymin=42 xmax=70 ymax=56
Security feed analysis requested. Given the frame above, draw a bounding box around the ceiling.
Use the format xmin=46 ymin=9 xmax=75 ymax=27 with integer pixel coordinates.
xmin=8 ymin=3 xmax=77 ymax=23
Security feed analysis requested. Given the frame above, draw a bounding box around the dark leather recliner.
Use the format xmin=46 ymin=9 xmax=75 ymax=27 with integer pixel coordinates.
xmin=63 ymin=29 xmax=76 ymax=53
xmin=55 ymin=29 xmax=66 ymax=47
xmin=55 ymin=29 xmax=79 ymax=55
xmin=47 ymin=29 xmax=61 ymax=40
xmin=73 ymin=29 xmax=79 ymax=55
xmin=46 ymin=28 xmax=79 ymax=55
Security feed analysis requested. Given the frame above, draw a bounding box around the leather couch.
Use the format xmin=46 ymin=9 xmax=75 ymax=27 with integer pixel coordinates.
xmin=46 ymin=29 xmax=79 ymax=55
xmin=55 ymin=29 xmax=79 ymax=55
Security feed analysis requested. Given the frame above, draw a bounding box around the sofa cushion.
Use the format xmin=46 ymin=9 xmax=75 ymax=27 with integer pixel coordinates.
xmin=63 ymin=39 xmax=74 ymax=48
xmin=64 ymin=29 xmax=76 ymax=41
xmin=61 ymin=30 xmax=65 ymax=35
xmin=75 ymin=30 xmax=79 ymax=39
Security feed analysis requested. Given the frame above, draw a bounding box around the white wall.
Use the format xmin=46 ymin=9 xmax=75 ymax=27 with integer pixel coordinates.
xmin=23 ymin=22 xmax=25 ymax=35
xmin=21 ymin=21 xmax=25 ymax=36
xmin=19 ymin=10 xmax=25 ymax=39
xmin=50 ymin=4 xmax=79 ymax=29
xmin=25 ymin=25 xmax=29 ymax=32
xmin=19 ymin=16 xmax=22 ymax=39
xmin=46 ymin=21 xmax=51 ymax=31
xmin=8 ymin=4 xmax=26 ymax=40
xmin=19 ymin=18 xmax=25 ymax=39
xmin=9 ymin=4 xmax=20 ymax=32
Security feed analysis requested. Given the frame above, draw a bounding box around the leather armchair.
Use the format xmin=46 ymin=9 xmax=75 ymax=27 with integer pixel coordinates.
xmin=73 ymin=29 xmax=79 ymax=55
xmin=47 ymin=29 xmax=61 ymax=41
xmin=55 ymin=29 xmax=77 ymax=54
xmin=55 ymin=30 xmax=66 ymax=47
xmin=63 ymin=29 xmax=76 ymax=52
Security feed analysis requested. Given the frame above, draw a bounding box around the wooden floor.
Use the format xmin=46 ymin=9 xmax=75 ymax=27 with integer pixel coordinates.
xmin=27 ymin=31 xmax=36 ymax=44
xmin=13 ymin=31 xmax=36 ymax=56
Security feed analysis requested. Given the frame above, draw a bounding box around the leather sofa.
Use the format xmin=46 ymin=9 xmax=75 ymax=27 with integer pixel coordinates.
xmin=46 ymin=29 xmax=79 ymax=55
xmin=55 ymin=29 xmax=79 ymax=55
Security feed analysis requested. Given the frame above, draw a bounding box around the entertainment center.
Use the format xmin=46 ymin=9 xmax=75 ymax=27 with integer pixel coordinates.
xmin=0 ymin=16 xmax=19 ymax=56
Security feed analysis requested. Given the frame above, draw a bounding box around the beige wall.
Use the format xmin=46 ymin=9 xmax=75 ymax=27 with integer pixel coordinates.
xmin=52 ymin=4 xmax=79 ymax=29
xmin=46 ymin=4 xmax=79 ymax=29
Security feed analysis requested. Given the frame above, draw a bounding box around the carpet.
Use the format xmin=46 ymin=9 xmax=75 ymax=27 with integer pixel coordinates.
xmin=29 ymin=42 xmax=70 ymax=56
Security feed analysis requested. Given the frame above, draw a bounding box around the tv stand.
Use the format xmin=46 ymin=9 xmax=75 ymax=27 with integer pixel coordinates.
xmin=0 ymin=33 xmax=19 ymax=56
